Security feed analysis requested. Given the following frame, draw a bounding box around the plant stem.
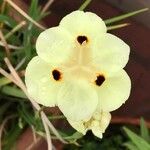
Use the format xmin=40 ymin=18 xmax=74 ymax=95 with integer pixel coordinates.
xmin=105 ymin=8 xmax=149 ymax=24
xmin=0 ymin=30 xmax=10 ymax=58
xmin=107 ymin=23 xmax=130 ymax=31
xmin=5 ymin=21 xmax=26 ymax=40
xmin=41 ymin=0 xmax=54 ymax=15
xmin=79 ymin=0 xmax=92 ymax=11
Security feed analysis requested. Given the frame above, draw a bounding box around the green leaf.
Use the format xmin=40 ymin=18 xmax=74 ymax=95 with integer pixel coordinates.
xmin=140 ymin=118 xmax=150 ymax=142
xmin=29 ymin=0 xmax=41 ymax=20
xmin=79 ymin=0 xmax=92 ymax=11
xmin=68 ymin=132 xmax=83 ymax=140
xmin=123 ymin=127 xmax=150 ymax=150
xmin=62 ymin=132 xmax=83 ymax=143
xmin=3 ymin=123 xmax=23 ymax=150
xmin=40 ymin=11 xmax=51 ymax=20
xmin=22 ymin=3 xmax=41 ymax=61
xmin=1 ymin=85 xmax=27 ymax=99
xmin=22 ymin=0 xmax=42 ymax=62
xmin=23 ymin=30 xmax=32 ymax=61
xmin=124 ymin=142 xmax=139 ymax=150
xmin=107 ymin=23 xmax=130 ymax=31
xmin=0 ymin=14 xmax=17 ymax=28
xmin=105 ymin=8 xmax=149 ymax=25
xmin=18 ymin=117 xmax=24 ymax=129
xmin=18 ymin=102 xmax=36 ymax=126
xmin=0 ymin=77 xmax=11 ymax=87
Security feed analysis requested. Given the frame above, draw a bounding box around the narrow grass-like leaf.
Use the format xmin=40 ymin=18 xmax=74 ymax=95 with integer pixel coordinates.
xmin=18 ymin=102 xmax=36 ymax=126
xmin=67 ymin=132 xmax=83 ymax=140
xmin=105 ymin=8 xmax=149 ymax=25
xmin=3 ymin=123 xmax=23 ymax=150
xmin=5 ymin=21 xmax=26 ymax=40
xmin=140 ymin=118 xmax=150 ymax=142
xmin=107 ymin=23 xmax=130 ymax=31
xmin=79 ymin=0 xmax=92 ymax=11
xmin=0 ymin=14 xmax=17 ymax=28
xmin=124 ymin=142 xmax=138 ymax=150
xmin=123 ymin=127 xmax=150 ymax=150
xmin=23 ymin=0 xmax=42 ymax=62
xmin=0 ymin=77 xmax=11 ymax=87
xmin=29 ymin=0 xmax=41 ymax=20
xmin=40 ymin=11 xmax=51 ymax=20
xmin=1 ymin=85 xmax=27 ymax=98
xmin=52 ymin=131 xmax=83 ymax=142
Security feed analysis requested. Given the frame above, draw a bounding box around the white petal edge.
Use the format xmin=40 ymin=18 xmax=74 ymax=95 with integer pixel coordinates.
xmin=97 ymin=69 xmax=131 ymax=111
xmin=57 ymin=80 xmax=98 ymax=121
xmin=25 ymin=56 xmax=62 ymax=106
xmin=68 ymin=111 xmax=111 ymax=138
xmin=92 ymin=33 xmax=130 ymax=74
xmin=36 ymin=26 xmax=74 ymax=64
xmin=60 ymin=11 xmax=106 ymax=41
xmin=68 ymin=120 xmax=87 ymax=135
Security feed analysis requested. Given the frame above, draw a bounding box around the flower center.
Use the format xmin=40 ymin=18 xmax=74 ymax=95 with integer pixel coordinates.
xmin=52 ymin=69 xmax=61 ymax=81
xmin=95 ymin=75 xmax=105 ymax=86
xmin=77 ymin=36 xmax=88 ymax=45
xmin=60 ymin=37 xmax=105 ymax=84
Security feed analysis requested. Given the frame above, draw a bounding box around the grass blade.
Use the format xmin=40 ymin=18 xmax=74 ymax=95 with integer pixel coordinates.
xmin=0 ymin=77 xmax=11 ymax=87
xmin=0 ymin=14 xmax=17 ymax=28
xmin=107 ymin=23 xmax=130 ymax=31
xmin=105 ymin=8 xmax=149 ymax=25
xmin=1 ymin=85 xmax=27 ymax=99
xmin=123 ymin=127 xmax=150 ymax=150
xmin=124 ymin=142 xmax=138 ymax=150
xmin=140 ymin=118 xmax=150 ymax=142
xmin=79 ymin=0 xmax=92 ymax=11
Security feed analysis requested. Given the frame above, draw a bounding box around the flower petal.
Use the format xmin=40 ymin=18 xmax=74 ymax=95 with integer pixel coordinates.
xmin=98 ymin=111 xmax=111 ymax=132
xmin=60 ymin=11 xmax=106 ymax=40
xmin=36 ymin=27 xmax=74 ymax=64
xmin=97 ymin=70 xmax=131 ymax=111
xmin=25 ymin=56 xmax=62 ymax=106
xmin=57 ymin=80 xmax=98 ymax=121
xmin=92 ymin=33 xmax=130 ymax=74
xmin=68 ymin=111 xmax=111 ymax=138
xmin=68 ymin=120 xmax=87 ymax=135
xmin=91 ymin=126 xmax=103 ymax=138
xmin=91 ymin=112 xmax=111 ymax=138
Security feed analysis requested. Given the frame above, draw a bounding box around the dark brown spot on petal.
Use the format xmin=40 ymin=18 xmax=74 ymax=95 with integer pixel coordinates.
xmin=52 ymin=69 xmax=61 ymax=81
xmin=77 ymin=36 xmax=88 ymax=45
xmin=95 ymin=75 xmax=105 ymax=86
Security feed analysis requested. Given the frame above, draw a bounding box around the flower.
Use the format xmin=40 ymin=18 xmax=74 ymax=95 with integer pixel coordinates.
xmin=25 ymin=11 xmax=131 ymax=137
xmin=68 ymin=111 xmax=111 ymax=138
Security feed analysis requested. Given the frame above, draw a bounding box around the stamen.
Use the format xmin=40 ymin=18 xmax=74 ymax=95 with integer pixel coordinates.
xmin=52 ymin=69 xmax=61 ymax=81
xmin=95 ymin=75 xmax=105 ymax=86
xmin=77 ymin=36 xmax=88 ymax=45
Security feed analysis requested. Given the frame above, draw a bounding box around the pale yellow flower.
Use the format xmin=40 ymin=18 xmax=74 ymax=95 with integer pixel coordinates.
xmin=68 ymin=111 xmax=111 ymax=138
xmin=25 ymin=11 xmax=131 ymax=136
